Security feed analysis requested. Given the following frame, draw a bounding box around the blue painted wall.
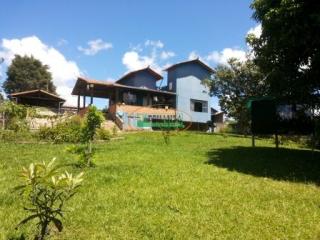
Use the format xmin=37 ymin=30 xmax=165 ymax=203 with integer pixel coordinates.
xmin=167 ymin=62 xmax=212 ymax=123
xmin=117 ymin=70 xmax=158 ymax=89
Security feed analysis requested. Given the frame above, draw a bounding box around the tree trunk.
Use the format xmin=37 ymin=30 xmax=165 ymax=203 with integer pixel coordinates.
xmin=36 ymin=222 xmax=49 ymax=240
xmin=87 ymin=141 xmax=92 ymax=166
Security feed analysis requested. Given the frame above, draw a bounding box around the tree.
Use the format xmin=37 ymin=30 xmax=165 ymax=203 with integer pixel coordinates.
xmin=0 ymin=92 xmax=4 ymax=103
xmin=3 ymin=55 xmax=56 ymax=94
xmin=249 ymin=0 xmax=320 ymax=107
xmin=206 ymin=58 xmax=268 ymax=134
xmin=67 ymin=106 xmax=104 ymax=167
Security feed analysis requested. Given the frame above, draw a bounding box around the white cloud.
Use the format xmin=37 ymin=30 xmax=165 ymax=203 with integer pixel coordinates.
xmin=78 ymin=39 xmax=112 ymax=56
xmin=160 ymin=51 xmax=175 ymax=60
xmin=0 ymin=36 xmax=81 ymax=106
xmin=57 ymin=38 xmax=68 ymax=46
xmin=122 ymin=40 xmax=175 ymax=73
xmin=189 ymin=25 xmax=262 ymax=67
xmin=247 ymin=24 xmax=262 ymax=38
xmin=129 ymin=43 xmax=143 ymax=52
xmin=188 ymin=51 xmax=200 ymax=60
xmin=122 ymin=51 xmax=155 ymax=71
xmin=188 ymin=51 xmax=214 ymax=67
xmin=206 ymin=48 xmax=247 ymax=65
xmin=145 ymin=40 xmax=164 ymax=49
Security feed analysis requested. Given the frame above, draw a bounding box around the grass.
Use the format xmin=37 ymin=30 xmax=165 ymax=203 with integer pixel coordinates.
xmin=1 ymin=132 xmax=320 ymax=239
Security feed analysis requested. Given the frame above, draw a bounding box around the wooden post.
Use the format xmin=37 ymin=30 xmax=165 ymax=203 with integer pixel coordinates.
xmin=115 ymin=88 xmax=119 ymax=104
xmin=90 ymin=86 xmax=93 ymax=105
xmin=147 ymin=93 xmax=151 ymax=107
xmin=275 ymin=133 xmax=279 ymax=149
xmin=83 ymin=95 xmax=86 ymax=108
xmin=252 ymin=135 xmax=255 ymax=147
xmin=1 ymin=112 xmax=5 ymax=130
xmin=77 ymin=95 xmax=80 ymax=113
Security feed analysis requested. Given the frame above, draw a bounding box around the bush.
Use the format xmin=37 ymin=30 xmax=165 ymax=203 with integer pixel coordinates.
xmin=65 ymin=144 xmax=95 ymax=167
xmin=0 ymin=129 xmax=35 ymax=142
xmin=38 ymin=116 xmax=83 ymax=143
xmin=96 ymin=128 xmax=111 ymax=140
xmin=66 ymin=106 xmax=104 ymax=167
xmin=81 ymin=106 xmax=104 ymax=143
xmin=219 ymin=121 xmax=237 ymax=134
xmin=0 ymin=101 xmax=29 ymax=131
xmin=112 ymin=125 xmax=117 ymax=136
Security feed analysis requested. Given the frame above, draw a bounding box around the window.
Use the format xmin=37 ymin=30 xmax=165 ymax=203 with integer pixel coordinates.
xmin=194 ymin=101 xmax=203 ymax=112
xmin=123 ymin=92 xmax=137 ymax=104
xmin=190 ymin=99 xmax=208 ymax=113
xmin=169 ymin=82 xmax=173 ymax=91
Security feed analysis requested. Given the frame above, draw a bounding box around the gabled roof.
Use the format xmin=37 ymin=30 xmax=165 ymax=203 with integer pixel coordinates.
xmin=9 ymin=89 xmax=65 ymax=102
xmin=116 ymin=66 xmax=163 ymax=83
xmin=164 ymin=58 xmax=215 ymax=73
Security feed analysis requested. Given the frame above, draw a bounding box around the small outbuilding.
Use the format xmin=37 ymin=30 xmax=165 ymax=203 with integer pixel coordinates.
xmin=9 ymin=89 xmax=65 ymax=109
xmin=211 ymin=107 xmax=224 ymax=132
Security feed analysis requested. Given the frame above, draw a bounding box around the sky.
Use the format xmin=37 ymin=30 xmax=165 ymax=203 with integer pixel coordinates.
xmin=0 ymin=0 xmax=261 ymax=109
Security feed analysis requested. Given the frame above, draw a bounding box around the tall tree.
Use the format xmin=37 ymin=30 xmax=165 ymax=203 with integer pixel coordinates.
xmin=249 ymin=0 xmax=320 ymax=107
xmin=3 ymin=55 xmax=56 ymax=94
xmin=0 ymin=92 xmax=4 ymax=103
xmin=206 ymin=58 xmax=268 ymax=134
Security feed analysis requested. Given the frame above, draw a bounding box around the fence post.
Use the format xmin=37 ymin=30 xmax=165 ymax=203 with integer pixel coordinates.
xmin=275 ymin=133 xmax=279 ymax=149
xmin=252 ymin=134 xmax=255 ymax=147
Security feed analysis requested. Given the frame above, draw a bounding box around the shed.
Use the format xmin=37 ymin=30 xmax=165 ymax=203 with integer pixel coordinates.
xmin=9 ymin=89 xmax=65 ymax=109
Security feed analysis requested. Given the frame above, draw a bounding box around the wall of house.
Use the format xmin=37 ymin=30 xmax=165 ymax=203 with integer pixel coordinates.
xmin=167 ymin=63 xmax=211 ymax=123
xmin=117 ymin=71 xmax=158 ymax=89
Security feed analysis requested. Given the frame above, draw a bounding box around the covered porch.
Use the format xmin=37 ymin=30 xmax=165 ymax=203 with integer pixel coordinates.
xmin=72 ymin=77 xmax=177 ymax=129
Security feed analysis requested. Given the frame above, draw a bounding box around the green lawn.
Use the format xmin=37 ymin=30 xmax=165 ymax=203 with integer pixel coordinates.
xmin=1 ymin=132 xmax=320 ymax=239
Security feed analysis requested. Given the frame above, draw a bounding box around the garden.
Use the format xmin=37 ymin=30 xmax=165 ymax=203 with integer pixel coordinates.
xmin=1 ymin=124 xmax=320 ymax=239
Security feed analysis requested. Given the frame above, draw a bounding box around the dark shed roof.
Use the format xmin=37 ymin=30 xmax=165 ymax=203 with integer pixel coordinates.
xmin=164 ymin=58 xmax=215 ymax=73
xmin=9 ymin=89 xmax=65 ymax=108
xmin=9 ymin=89 xmax=65 ymax=102
xmin=116 ymin=67 xmax=163 ymax=83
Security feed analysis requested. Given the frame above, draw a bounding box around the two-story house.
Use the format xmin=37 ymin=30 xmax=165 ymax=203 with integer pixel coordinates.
xmin=71 ymin=58 xmax=214 ymax=130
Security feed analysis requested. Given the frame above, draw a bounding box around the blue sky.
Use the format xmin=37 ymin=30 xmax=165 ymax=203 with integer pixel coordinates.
xmin=0 ymin=0 xmax=260 ymax=108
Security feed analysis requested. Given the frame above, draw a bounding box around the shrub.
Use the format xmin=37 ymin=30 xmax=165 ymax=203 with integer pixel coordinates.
xmin=81 ymin=106 xmax=104 ymax=143
xmin=112 ymin=125 xmax=117 ymax=136
xmin=38 ymin=116 xmax=83 ymax=143
xmin=69 ymin=106 xmax=104 ymax=167
xmin=15 ymin=158 xmax=83 ymax=240
xmin=0 ymin=101 xmax=29 ymax=131
xmin=96 ymin=128 xmax=111 ymax=140
xmin=162 ymin=130 xmax=171 ymax=145
xmin=0 ymin=129 xmax=35 ymax=142
xmin=65 ymin=144 xmax=95 ymax=167
xmin=219 ymin=121 xmax=237 ymax=134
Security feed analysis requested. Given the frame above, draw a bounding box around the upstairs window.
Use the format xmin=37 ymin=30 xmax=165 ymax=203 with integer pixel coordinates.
xmin=123 ymin=92 xmax=137 ymax=105
xmin=190 ymin=99 xmax=208 ymax=113
xmin=169 ymin=82 xmax=173 ymax=91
